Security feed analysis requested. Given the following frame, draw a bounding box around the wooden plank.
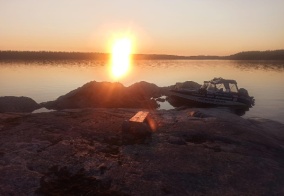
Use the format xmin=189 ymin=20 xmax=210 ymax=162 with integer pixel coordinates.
xmin=129 ymin=111 xmax=149 ymax=123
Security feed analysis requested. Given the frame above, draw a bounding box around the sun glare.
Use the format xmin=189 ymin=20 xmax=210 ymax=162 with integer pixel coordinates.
xmin=111 ymin=38 xmax=132 ymax=78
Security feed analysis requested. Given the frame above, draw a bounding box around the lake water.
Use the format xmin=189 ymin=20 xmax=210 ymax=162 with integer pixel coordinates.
xmin=0 ymin=60 xmax=284 ymax=123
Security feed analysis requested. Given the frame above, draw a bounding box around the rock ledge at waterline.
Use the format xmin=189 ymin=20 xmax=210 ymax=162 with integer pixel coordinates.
xmin=0 ymin=81 xmax=201 ymax=113
xmin=40 ymin=80 xmax=201 ymax=110
xmin=42 ymin=81 xmax=166 ymax=110
xmin=0 ymin=108 xmax=284 ymax=195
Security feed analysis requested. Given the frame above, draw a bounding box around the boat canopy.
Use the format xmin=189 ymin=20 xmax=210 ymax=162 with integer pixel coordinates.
xmin=208 ymin=77 xmax=237 ymax=84
xmin=202 ymin=78 xmax=239 ymax=93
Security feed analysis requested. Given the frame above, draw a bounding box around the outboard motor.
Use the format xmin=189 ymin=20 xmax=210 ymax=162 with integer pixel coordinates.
xmin=239 ymin=88 xmax=255 ymax=107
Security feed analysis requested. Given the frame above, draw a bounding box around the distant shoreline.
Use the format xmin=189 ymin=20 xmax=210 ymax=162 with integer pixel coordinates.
xmin=1 ymin=50 xmax=284 ymax=61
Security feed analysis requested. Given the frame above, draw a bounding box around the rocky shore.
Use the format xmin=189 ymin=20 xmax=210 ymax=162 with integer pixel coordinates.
xmin=0 ymin=81 xmax=201 ymax=113
xmin=0 ymin=96 xmax=40 ymax=113
xmin=1 ymin=80 xmax=284 ymax=195
xmin=0 ymin=108 xmax=284 ymax=195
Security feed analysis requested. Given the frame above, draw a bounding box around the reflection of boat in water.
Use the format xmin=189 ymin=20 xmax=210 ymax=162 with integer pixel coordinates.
xmin=169 ymin=78 xmax=255 ymax=110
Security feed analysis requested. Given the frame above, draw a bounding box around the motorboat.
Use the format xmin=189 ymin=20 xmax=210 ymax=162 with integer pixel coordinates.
xmin=169 ymin=78 xmax=255 ymax=108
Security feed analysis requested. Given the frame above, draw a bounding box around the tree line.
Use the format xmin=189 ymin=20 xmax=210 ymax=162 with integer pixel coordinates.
xmin=0 ymin=51 xmax=109 ymax=60
xmin=0 ymin=50 xmax=283 ymax=61
xmin=226 ymin=50 xmax=284 ymax=60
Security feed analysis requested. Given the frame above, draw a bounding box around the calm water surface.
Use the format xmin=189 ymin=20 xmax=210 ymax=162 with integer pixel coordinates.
xmin=0 ymin=60 xmax=283 ymax=123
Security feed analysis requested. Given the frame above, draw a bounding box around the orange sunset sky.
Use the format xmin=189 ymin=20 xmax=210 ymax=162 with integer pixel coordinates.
xmin=0 ymin=0 xmax=284 ymax=56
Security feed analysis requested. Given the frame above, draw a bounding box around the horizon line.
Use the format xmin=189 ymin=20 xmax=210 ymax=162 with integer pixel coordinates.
xmin=0 ymin=49 xmax=284 ymax=56
xmin=1 ymin=49 xmax=284 ymax=61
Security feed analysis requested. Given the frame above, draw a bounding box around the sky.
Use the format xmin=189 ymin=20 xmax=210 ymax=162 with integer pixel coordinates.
xmin=0 ymin=0 xmax=284 ymax=56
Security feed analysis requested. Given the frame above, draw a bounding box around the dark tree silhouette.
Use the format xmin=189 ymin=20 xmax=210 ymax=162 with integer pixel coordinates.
xmin=0 ymin=50 xmax=284 ymax=61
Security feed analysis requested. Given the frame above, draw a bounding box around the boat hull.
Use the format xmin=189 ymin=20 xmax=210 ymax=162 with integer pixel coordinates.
xmin=169 ymin=90 xmax=252 ymax=108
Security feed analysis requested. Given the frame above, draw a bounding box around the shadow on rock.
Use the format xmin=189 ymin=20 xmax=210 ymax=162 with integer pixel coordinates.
xmin=36 ymin=165 xmax=128 ymax=196
xmin=121 ymin=120 xmax=152 ymax=145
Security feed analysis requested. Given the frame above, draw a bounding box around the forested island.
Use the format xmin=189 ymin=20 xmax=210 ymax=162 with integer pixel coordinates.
xmin=0 ymin=50 xmax=284 ymax=61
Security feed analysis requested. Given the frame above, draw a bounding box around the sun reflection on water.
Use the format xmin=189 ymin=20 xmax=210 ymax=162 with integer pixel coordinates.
xmin=111 ymin=38 xmax=132 ymax=78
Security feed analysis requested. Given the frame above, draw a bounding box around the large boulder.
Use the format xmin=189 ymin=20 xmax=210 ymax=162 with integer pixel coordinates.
xmin=127 ymin=81 xmax=163 ymax=98
xmin=162 ymin=81 xmax=201 ymax=96
xmin=173 ymin=81 xmax=201 ymax=89
xmin=42 ymin=81 xmax=161 ymax=110
xmin=0 ymin=96 xmax=40 ymax=113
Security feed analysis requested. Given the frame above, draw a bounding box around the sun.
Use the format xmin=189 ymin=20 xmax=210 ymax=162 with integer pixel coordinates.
xmin=111 ymin=38 xmax=132 ymax=78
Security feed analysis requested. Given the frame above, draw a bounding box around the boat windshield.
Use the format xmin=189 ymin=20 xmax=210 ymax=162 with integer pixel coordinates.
xmin=229 ymin=83 xmax=238 ymax=93
xmin=216 ymin=83 xmax=226 ymax=92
